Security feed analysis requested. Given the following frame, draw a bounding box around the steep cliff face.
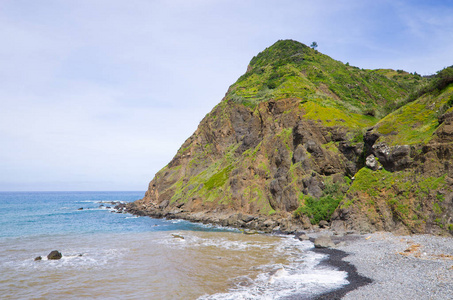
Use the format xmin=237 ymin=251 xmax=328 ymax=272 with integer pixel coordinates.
xmin=332 ymin=68 xmax=453 ymax=235
xmin=129 ymin=40 xmax=453 ymax=235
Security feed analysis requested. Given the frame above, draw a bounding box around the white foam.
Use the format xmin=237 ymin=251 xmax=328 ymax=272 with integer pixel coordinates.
xmin=162 ymin=234 xmax=280 ymax=251
xmin=197 ymin=236 xmax=349 ymax=300
xmin=170 ymin=219 xmax=184 ymax=223
xmin=96 ymin=200 xmax=126 ymax=204
xmin=5 ymin=247 xmax=128 ymax=272
xmin=200 ymin=267 xmax=348 ymax=300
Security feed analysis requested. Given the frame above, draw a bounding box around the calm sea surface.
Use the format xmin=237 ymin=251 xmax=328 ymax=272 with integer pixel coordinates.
xmin=0 ymin=192 xmax=348 ymax=299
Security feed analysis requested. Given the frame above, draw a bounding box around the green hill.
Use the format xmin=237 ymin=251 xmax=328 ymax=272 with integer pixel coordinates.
xmin=127 ymin=40 xmax=453 ymax=236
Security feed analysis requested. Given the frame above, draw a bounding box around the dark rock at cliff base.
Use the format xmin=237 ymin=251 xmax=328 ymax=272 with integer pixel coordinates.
xmin=239 ymin=213 xmax=255 ymax=223
xmin=47 ymin=250 xmax=62 ymax=260
xmin=297 ymin=234 xmax=310 ymax=241
xmin=314 ymin=235 xmax=335 ymax=248
xmin=158 ymin=200 xmax=170 ymax=209
xmin=114 ymin=203 xmax=127 ymax=212
xmin=319 ymin=220 xmax=329 ymax=228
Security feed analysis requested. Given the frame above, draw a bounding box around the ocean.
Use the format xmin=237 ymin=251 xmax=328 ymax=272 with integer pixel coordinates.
xmin=0 ymin=191 xmax=348 ymax=299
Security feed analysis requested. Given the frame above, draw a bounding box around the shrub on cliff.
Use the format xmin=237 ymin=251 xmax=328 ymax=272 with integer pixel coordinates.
xmin=294 ymin=194 xmax=342 ymax=225
xmin=294 ymin=180 xmax=344 ymax=224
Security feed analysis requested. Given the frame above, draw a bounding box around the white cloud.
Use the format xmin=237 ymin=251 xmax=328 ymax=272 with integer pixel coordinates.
xmin=1 ymin=0 xmax=453 ymax=190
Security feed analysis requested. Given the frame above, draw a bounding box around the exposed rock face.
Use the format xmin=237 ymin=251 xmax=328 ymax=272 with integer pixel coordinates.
xmin=331 ymin=124 xmax=453 ymax=235
xmin=128 ymin=40 xmax=453 ymax=236
xmin=127 ymin=99 xmax=359 ymax=233
xmin=365 ymin=155 xmax=378 ymax=171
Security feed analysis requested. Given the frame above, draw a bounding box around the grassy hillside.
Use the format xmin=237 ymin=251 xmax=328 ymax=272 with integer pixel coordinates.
xmin=372 ymin=66 xmax=453 ymax=146
xmin=226 ymin=40 xmax=423 ymax=119
xmin=134 ymin=40 xmax=453 ymax=236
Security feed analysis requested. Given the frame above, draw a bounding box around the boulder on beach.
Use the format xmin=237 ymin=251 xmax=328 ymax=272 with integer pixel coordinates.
xmin=319 ymin=220 xmax=329 ymax=228
xmin=47 ymin=250 xmax=62 ymax=260
xmin=297 ymin=234 xmax=310 ymax=241
xmin=314 ymin=235 xmax=335 ymax=248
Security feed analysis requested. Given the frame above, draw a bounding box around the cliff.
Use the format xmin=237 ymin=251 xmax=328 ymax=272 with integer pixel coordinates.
xmin=127 ymin=40 xmax=453 ymax=235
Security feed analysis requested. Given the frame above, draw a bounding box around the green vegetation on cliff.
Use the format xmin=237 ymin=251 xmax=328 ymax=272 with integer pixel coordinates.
xmin=375 ymin=88 xmax=453 ymax=145
xmin=139 ymin=40 xmax=453 ymax=236
xmin=226 ymin=40 xmax=422 ymax=119
xmin=294 ymin=177 xmax=346 ymax=224
xmin=339 ymin=167 xmax=452 ymax=233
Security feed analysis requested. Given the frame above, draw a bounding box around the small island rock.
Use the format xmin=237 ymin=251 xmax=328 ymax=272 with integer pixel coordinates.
xmin=47 ymin=250 xmax=62 ymax=260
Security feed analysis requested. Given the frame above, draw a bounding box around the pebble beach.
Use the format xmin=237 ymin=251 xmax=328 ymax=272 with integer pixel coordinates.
xmin=316 ymin=231 xmax=453 ymax=299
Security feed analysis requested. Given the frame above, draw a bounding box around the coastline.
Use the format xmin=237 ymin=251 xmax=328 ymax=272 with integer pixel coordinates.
xmin=125 ymin=202 xmax=311 ymax=234
xmin=311 ymin=244 xmax=372 ymax=299
xmin=127 ymin=203 xmax=453 ymax=299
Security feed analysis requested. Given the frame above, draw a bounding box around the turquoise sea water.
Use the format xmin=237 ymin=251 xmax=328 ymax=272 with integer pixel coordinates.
xmin=0 ymin=192 xmax=348 ymax=299
xmin=0 ymin=191 xmax=227 ymax=239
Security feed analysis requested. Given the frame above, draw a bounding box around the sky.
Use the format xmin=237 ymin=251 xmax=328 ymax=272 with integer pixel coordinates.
xmin=1 ymin=0 xmax=453 ymax=191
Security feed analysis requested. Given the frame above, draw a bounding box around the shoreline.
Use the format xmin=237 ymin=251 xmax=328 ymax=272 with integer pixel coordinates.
xmin=126 ymin=204 xmax=453 ymax=299
xmin=126 ymin=202 xmax=312 ymax=234
xmin=311 ymin=245 xmax=372 ymax=299
xmin=126 ymin=203 xmax=376 ymax=298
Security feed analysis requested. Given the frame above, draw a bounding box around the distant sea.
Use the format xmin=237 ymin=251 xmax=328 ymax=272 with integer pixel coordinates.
xmin=0 ymin=191 xmax=348 ymax=299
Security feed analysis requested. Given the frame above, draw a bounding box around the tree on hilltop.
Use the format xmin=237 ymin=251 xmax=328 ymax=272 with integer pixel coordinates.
xmin=310 ymin=41 xmax=318 ymax=50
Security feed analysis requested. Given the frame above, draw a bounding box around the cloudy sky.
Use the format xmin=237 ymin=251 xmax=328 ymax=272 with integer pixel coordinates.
xmin=1 ymin=0 xmax=453 ymax=191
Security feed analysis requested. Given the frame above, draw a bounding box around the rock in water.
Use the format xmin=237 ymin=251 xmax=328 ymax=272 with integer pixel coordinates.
xmin=314 ymin=235 xmax=335 ymax=248
xmin=171 ymin=234 xmax=185 ymax=240
xmin=47 ymin=250 xmax=62 ymax=260
xmin=34 ymin=256 xmax=42 ymax=261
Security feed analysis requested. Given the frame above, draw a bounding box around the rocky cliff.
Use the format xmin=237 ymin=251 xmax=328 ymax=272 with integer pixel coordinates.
xmin=127 ymin=40 xmax=453 ymax=236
